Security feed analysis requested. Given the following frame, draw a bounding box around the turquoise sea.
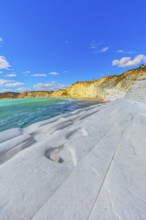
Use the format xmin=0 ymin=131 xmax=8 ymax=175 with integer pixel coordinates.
xmin=0 ymin=97 xmax=100 ymax=132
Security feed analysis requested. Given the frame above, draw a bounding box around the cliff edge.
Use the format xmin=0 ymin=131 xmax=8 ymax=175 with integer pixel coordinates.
xmin=1 ymin=65 xmax=146 ymax=100
xmin=51 ymin=65 xmax=146 ymax=101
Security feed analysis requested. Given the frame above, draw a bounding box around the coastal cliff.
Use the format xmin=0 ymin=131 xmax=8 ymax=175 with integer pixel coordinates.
xmin=51 ymin=65 xmax=146 ymax=100
xmin=0 ymin=92 xmax=20 ymax=99
xmin=1 ymin=73 xmax=146 ymax=219
xmin=0 ymin=65 xmax=146 ymax=100
xmin=0 ymin=91 xmax=53 ymax=99
xmin=18 ymin=91 xmax=52 ymax=98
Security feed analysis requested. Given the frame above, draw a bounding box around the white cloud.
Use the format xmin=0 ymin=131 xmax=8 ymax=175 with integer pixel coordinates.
xmin=0 ymin=79 xmax=11 ymax=85
xmin=112 ymin=54 xmax=146 ymax=68
xmin=116 ymin=49 xmax=135 ymax=54
xmin=0 ymin=89 xmax=9 ymax=93
xmin=59 ymin=84 xmax=69 ymax=89
xmin=89 ymin=40 xmax=100 ymax=49
xmin=0 ymin=79 xmax=24 ymax=87
xmin=23 ymin=70 xmax=31 ymax=75
xmin=16 ymin=87 xmax=31 ymax=93
xmin=89 ymin=41 xmax=109 ymax=53
xmin=7 ymin=73 xmax=16 ymax=77
xmin=31 ymin=74 xmax=47 ymax=77
xmin=49 ymin=72 xmax=59 ymax=75
xmin=33 ymin=81 xmax=69 ymax=91
xmin=4 ymin=82 xmax=24 ymax=87
xmin=34 ymin=81 xmax=56 ymax=90
xmin=99 ymin=47 xmax=109 ymax=53
xmin=0 ymin=56 xmax=10 ymax=69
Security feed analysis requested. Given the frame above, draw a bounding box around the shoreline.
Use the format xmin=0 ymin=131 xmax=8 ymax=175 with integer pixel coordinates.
xmin=0 ymin=75 xmax=146 ymax=219
xmin=50 ymin=95 xmax=105 ymax=102
xmin=0 ymin=97 xmax=104 ymax=133
xmin=0 ymin=95 xmax=105 ymax=103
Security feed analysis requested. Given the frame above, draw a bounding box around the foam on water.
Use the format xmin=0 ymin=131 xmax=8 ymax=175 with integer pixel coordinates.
xmin=0 ymin=97 xmax=100 ymax=132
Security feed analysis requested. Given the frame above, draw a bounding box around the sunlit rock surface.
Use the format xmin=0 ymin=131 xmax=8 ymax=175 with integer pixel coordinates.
xmin=0 ymin=74 xmax=146 ymax=219
xmin=51 ymin=65 xmax=146 ymax=100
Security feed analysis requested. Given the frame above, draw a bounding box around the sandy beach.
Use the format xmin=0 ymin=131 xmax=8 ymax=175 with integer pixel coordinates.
xmin=0 ymin=74 xmax=146 ymax=219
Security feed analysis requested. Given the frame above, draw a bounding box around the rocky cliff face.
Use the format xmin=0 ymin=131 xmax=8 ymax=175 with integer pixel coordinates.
xmin=51 ymin=65 xmax=146 ymax=101
xmin=0 ymin=66 xmax=146 ymax=100
xmin=0 ymin=92 xmax=20 ymax=99
xmin=0 ymin=91 xmax=53 ymax=99
xmin=18 ymin=91 xmax=53 ymax=98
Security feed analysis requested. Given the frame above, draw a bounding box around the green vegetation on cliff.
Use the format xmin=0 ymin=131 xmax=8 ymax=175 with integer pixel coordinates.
xmin=0 ymin=92 xmax=20 ymax=99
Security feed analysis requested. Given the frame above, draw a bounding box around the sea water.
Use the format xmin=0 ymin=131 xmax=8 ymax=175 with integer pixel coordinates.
xmin=0 ymin=97 xmax=100 ymax=132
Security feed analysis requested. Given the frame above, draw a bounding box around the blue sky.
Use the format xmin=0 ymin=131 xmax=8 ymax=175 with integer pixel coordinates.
xmin=0 ymin=0 xmax=146 ymax=92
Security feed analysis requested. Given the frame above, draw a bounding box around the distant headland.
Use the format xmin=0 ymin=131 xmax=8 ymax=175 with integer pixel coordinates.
xmin=1 ymin=65 xmax=146 ymax=101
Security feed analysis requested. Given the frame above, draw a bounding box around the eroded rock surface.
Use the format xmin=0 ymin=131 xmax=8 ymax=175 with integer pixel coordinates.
xmin=0 ymin=74 xmax=146 ymax=219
